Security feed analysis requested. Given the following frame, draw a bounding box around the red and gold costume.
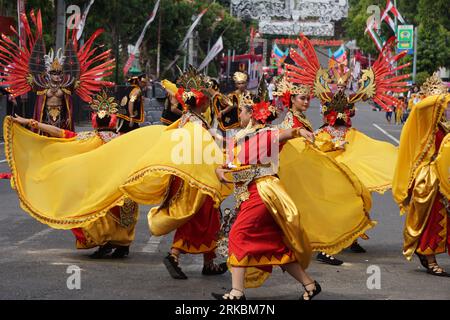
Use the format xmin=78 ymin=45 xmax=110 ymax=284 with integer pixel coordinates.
xmin=0 ymin=10 xmax=115 ymax=133
xmin=393 ymin=74 xmax=450 ymax=261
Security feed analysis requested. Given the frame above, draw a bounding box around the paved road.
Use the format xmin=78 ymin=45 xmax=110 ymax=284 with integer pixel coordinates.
xmin=0 ymin=102 xmax=448 ymax=300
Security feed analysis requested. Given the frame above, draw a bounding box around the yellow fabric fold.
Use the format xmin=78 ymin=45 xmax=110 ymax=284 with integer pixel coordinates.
xmin=434 ymin=134 xmax=450 ymax=199
xmin=278 ymin=139 xmax=376 ymax=254
xmin=4 ymin=115 xmax=232 ymax=231
xmin=256 ymin=176 xmax=312 ymax=270
xmin=402 ymin=164 xmax=440 ymax=260
xmin=76 ymin=199 xmax=140 ymax=249
xmin=334 ymin=129 xmax=398 ymax=193
xmin=393 ymin=94 xmax=449 ymax=209
xmin=119 ymin=122 xmax=232 ymax=236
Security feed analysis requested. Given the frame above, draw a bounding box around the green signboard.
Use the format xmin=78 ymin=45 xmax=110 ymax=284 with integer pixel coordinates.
xmin=397 ymin=25 xmax=414 ymax=51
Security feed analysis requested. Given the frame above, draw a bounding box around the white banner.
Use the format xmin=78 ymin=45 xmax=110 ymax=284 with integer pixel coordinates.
xmin=198 ymin=36 xmax=223 ymax=71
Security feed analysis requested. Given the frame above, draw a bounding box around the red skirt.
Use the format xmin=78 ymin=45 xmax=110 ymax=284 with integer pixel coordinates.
xmin=171 ymin=177 xmax=220 ymax=255
xmin=228 ymin=182 xmax=295 ymax=272
xmin=417 ymin=192 xmax=449 ymax=256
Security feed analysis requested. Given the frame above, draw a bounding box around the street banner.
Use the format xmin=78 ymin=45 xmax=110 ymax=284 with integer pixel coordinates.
xmin=198 ymin=36 xmax=223 ymax=71
xmin=123 ymin=0 xmax=160 ymax=76
xmin=397 ymin=25 xmax=414 ymax=55
xmin=164 ymin=8 xmax=208 ymax=73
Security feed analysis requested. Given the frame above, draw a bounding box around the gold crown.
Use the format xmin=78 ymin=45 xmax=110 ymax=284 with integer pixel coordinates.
xmin=90 ymin=91 xmax=119 ymax=119
xmin=233 ymin=71 xmax=248 ymax=83
xmin=420 ymin=72 xmax=447 ymax=97
xmin=273 ymin=76 xmax=311 ymax=96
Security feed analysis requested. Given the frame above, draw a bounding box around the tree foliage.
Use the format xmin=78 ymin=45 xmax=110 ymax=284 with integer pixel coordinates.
xmin=2 ymin=0 xmax=247 ymax=83
xmin=344 ymin=0 xmax=450 ymax=76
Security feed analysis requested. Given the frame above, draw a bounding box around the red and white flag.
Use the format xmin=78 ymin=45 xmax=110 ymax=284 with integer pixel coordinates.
xmin=381 ymin=0 xmax=406 ymax=32
xmin=123 ymin=0 xmax=160 ymax=76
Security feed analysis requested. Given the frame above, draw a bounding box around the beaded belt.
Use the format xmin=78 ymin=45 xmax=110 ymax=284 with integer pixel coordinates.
xmin=231 ymin=163 xmax=275 ymax=209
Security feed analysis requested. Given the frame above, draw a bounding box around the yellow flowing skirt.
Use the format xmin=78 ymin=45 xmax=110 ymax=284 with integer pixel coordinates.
xmin=324 ymin=129 xmax=398 ymax=194
xmin=279 ymin=139 xmax=376 ymax=254
xmin=4 ymin=116 xmax=229 ymax=230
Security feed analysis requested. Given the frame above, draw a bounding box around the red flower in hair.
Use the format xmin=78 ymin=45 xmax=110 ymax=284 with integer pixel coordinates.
xmin=281 ymin=91 xmax=291 ymax=109
xmin=191 ymin=89 xmax=208 ymax=108
xmin=175 ymin=87 xmax=188 ymax=111
xmin=252 ymin=101 xmax=272 ymax=123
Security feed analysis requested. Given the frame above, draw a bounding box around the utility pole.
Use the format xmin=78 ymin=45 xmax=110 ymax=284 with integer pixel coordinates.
xmin=56 ymin=0 xmax=66 ymax=50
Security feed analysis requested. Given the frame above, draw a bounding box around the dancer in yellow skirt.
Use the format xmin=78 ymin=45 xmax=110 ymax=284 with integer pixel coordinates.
xmin=8 ymin=91 xmax=138 ymax=258
xmin=284 ymin=35 xmax=410 ymax=253
xmin=393 ymin=74 xmax=450 ymax=276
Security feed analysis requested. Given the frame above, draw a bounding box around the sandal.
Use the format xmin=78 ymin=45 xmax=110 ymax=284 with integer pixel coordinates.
xmin=163 ymin=253 xmax=188 ymax=280
xmin=212 ymin=288 xmax=246 ymax=300
xmin=202 ymin=262 xmax=228 ymax=275
xmin=415 ymin=252 xmax=428 ymax=270
xmin=426 ymin=262 xmax=450 ymax=277
xmin=300 ymin=280 xmax=321 ymax=301
xmin=89 ymin=243 xmax=113 ymax=259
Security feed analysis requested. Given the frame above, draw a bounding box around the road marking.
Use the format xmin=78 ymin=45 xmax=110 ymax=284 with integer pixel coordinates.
xmin=372 ymin=124 xmax=400 ymax=145
xmin=0 ymin=142 xmax=4 ymax=145
xmin=0 ymin=159 xmax=7 ymax=163
xmin=141 ymin=235 xmax=163 ymax=253
xmin=17 ymin=228 xmax=54 ymax=245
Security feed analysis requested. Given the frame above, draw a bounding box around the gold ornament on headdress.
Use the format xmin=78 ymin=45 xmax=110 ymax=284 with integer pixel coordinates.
xmin=273 ymin=76 xmax=311 ymax=96
xmin=90 ymin=91 xmax=119 ymax=119
xmin=239 ymin=91 xmax=254 ymax=108
xmin=233 ymin=71 xmax=248 ymax=83
xmin=176 ymin=65 xmax=208 ymax=90
xmin=44 ymin=48 xmax=65 ymax=73
xmin=327 ymin=90 xmax=350 ymax=113
xmin=333 ymin=64 xmax=351 ymax=86
xmin=419 ymin=72 xmax=447 ymax=97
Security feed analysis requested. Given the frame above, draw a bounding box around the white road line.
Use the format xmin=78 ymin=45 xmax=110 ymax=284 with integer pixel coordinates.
xmin=373 ymin=124 xmax=400 ymax=145
xmin=141 ymin=235 xmax=163 ymax=253
xmin=0 ymin=159 xmax=7 ymax=163
xmin=17 ymin=228 xmax=54 ymax=245
xmin=0 ymin=142 xmax=4 ymax=145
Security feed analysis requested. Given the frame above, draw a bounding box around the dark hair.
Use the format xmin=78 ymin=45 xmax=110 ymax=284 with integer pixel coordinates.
xmin=185 ymin=96 xmax=197 ymax=110
xmin=209 ymin=79 xmax=220 ymax=91
xmin=96 ymin=115 xmax=112 ymax=128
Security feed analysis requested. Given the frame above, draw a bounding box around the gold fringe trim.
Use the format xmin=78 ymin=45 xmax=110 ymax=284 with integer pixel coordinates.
xmin=121 ymin=165 xmax=226 ymax=208
xmin=3 ymin=117 xmax=126 ymax=229
xmin=406 ymin=95 xmax=447 ymax=193
xmin=228 ymin=253 xmax=296 ymax=267
xmin=172 ymin=239 xmax=217 ymax=254
xmin=367 ymin=183 xmax=392 ymax=194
